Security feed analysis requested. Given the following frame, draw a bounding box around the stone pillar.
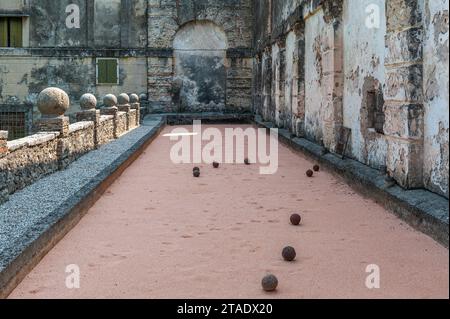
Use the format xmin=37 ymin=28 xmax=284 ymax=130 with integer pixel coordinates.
xmin=384 ymin=0 xmax=424 ymax=188
xmin=118 ymin=93 xmax=131 ymax=131
xmin=101 ymin=94 xmax=119 ymax=139
xmin=0 ymin=130 xmax=8 ymax=155
xmin=322 ymin=1 xmax=344 ymax=152
xmin=35 ymin=87 xmax=70 ymax=137
xmin=130 ymin=93 xmax=141 ymax=126
xmin=77 ymin=93 xmax=100 ymax=148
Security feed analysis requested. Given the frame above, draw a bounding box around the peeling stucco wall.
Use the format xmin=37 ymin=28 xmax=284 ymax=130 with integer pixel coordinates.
xmin=173 ymin=21 xmax=227 ymax=112
xmin=0 ymin=55 xmax=147 ymax=118
xmin=343 ymin=0 xmax=387 ymax=169
xmin=252 ymin=0 xmax=449 ymax=197
xmin=423 ymin=0 xmax=449 ymax=198
xmin=304 ymin=7 xmax=333 ymax=144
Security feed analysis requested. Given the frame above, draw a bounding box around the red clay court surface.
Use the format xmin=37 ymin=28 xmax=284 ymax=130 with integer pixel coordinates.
xmin=9 ymin=125 xmax=449 ymax=299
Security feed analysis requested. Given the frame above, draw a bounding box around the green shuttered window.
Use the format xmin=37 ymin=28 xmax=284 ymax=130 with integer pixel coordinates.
xmin=0 ymin=17 xmax=23 ymax=48
xmin=97 ymin=59 xmax=118 ymax=85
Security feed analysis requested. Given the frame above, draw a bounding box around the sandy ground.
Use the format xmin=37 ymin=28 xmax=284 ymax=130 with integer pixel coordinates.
xmin=9 ymin=125 xmax=449 ymax=299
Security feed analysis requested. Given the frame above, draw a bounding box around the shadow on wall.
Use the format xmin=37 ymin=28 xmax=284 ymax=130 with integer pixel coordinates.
xmin=172 ymin=20 xmax=228 ymax=113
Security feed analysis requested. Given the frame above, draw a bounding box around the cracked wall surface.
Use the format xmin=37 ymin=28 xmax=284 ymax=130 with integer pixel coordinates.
xmin=252 ymin=0 xmax=449 ymax=198
xmin=0 ymin=0 xmax=253 ymax=117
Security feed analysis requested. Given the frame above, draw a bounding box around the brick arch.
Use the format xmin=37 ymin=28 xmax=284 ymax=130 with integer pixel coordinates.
xmin=173 ymin=20 xmax=228 ymax=51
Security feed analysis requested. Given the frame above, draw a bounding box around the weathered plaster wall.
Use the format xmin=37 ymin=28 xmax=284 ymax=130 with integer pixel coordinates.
xmin=148 ymin=0 xmax=253 ymax=49
xmin=2 ymin=0 xmax=252 ymax=116
xmin=304 ymin=7 xmax=333 ymax=144
xmin=0 ymin=56 xmax=147 ymax=117
xmin=423 ymin=0 xmax=449 ymax=198
xmin=1 ymin=0 xmax=27 ymax=10
xmin=146 ymin=0 xmax=253 ymax=113
xmin=343 ymin=0 xmax=387 ymax=169
xmin=173 ymin=21 xmax=228 ymax=112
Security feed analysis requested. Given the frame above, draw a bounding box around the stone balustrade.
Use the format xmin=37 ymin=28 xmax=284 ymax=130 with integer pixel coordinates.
xmin=0 ymin=88 xmax=141 ymax=204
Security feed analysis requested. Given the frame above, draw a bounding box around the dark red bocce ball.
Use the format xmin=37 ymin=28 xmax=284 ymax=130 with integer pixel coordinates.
xmin=306 ymin=169 xmax=314 ymax=177
xmin=244 ymin=158 xmax=251 ymax=165
xmin=290 ymin=214 xmax=302 ymax=226
xmin=282 ymin=246 xmax=297 ymax=262
xmin=213 ymin=162 xmax=220 ymax=168
xmin=261 ymin=274 xmax=278 ymax=292
xmin=313 ymin=165 xmax=320 ymax=172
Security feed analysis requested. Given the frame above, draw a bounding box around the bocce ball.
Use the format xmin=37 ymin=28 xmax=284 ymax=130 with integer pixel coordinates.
xmin=213 ymin=162 xmax=220 ymax=168
xmin=244 ymin=158 xmax=251 ymax=165
xmin=261 ymin=274 xmax=278 ymax=292
xmin=193 ymin=170 xmax=200 ymax=178
xmin=290 ymin=214 xmax=302 ymax=226
xmin=306 ymin=169 xmax=314 ymax=177
xmin=313 ymin=165 xmax=320 ymax=172
xmin=282 ymin=246 xmax=297 ymax=262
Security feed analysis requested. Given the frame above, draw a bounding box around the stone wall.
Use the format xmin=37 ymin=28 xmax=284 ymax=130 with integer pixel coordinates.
xmin=129 ymin=110 xmax=138 ymax=130
xmin=116 ymin=112 xmax=128 ymax=137
xmin=97 ymin=116 xmax=115 ymax=146
xmin=0 ymin=89 xmax=141 ymax=204
xmin=252 ymin=0 xmax=449 ymax=198
xmin=423 ymin=0 xmax=449 ymax=198
xmin=60 ymin=122 xmax=96 ymax=169
xmin=0 ymin=132 xmax=60 ymax=201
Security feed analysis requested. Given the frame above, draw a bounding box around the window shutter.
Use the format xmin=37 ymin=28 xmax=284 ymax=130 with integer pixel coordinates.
xmin=0 ymin=18 xmax=7 ymax=47
xmin=97 ymin=59 xmax=118 ymax=84
xmin=9 ymin=18 xmax=23 ymax=48
xmin=107 ymin=59 xmax=118 ymax=84
xmin=97 ymin=59 xmax=108 ymax=84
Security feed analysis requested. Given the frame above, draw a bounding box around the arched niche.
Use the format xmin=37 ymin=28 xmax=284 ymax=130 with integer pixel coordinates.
xmin=173 ymin=20 xmax=228 ymax=112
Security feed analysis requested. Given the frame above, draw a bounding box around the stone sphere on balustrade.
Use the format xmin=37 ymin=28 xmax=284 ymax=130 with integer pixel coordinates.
xmin=118 ymin=93 xmax=130 ymax=105
xmin=103 ymin=94 xmax=118 ymax=108
xmin=139 ymin=93 xmax=148 ymax=101
xmin=79 ymin=93 xmax=97 ymax=110
xmin=37 ymin=87 xmax=70 ymax=117
xmin=130 ymin=94 xmax=139 ymax=104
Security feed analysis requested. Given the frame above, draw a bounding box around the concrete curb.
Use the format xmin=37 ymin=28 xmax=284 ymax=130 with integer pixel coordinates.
xmin=0 ymin=118 xmax=165 ymax=298
xmin=148 ymin=112 xmax=253 ymax=125
xmin=254 ymin=116 xmax=449 ymax=248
